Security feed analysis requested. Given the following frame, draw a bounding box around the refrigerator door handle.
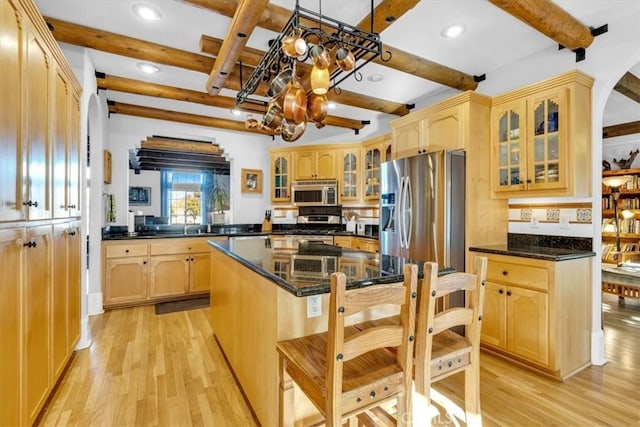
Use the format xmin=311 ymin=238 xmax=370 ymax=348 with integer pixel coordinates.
xmin=405 ymin=176 xmax=413 ymax=250
xmin=398 ymin=176 xmax=406 ymax=248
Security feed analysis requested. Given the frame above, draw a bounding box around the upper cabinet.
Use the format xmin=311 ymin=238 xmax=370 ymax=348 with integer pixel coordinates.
xmin=339 ymin=145 xmax=362 ymax=202
xmin=292 ymin=149 xmax=336 ymax=180
xmin=270 ymin=152 xmax=291 ymax=203
xmin=362 ymin=133 xmax=391 ymax=201
xmin=490 ymin=71 xmax=593 ymax=198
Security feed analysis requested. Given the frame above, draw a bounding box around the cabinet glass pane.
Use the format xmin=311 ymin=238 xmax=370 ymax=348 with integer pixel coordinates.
xmin=548 ymin=135 xmax=559 ymax=161
xmin=548 ymin=162 xmax=559 ymax=182
xmin=499 ymin=144 xmax=507 ymax=166
xmin=500 ymin=169 xmax=508 ymax=186
xmin=548 ymin=100 xmax=559 ymax=133
xmin=534 ymin=136 xmax=545 ymax=162
xmin=534 ymin=102 xmax=545 ymax=135
xmin=510 ymin=167 xmax=520 ymax=185
xmin=534 ymin=164 xmax=545 ymax=183
xmin=510 ymin=142 xmax=519 ymax=164
xmin=499 ymin=112 xmax=508 ymax=142
xmin=510 ymin=111 xmax=520 ymax=138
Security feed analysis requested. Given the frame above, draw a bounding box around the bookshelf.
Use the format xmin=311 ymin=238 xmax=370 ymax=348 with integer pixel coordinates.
xmin=602 ymin=168 xmax=640 ymax=265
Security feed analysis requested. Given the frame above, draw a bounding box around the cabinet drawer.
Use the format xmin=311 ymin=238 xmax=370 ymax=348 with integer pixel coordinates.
xmin=150 ymin=238 xmax=212 ymax=255
xmin=487 ymin=260 xmax=548 ymax=291
xmin=105 ymin=243 xmax=148 ymax=258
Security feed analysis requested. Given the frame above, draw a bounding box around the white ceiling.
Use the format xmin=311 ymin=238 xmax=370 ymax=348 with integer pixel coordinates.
xmin=34 ymin=0 xmax=640 ymax=143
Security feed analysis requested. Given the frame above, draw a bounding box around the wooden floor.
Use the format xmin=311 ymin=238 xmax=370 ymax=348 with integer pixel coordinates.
xmin=39 ymin=294 xmax=640 ymax=426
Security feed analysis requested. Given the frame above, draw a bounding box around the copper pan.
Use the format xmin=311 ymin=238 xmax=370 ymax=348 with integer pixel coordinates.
xmin=281 ymin=119 xmax=307 ymax=142
xmin=282 ymin=77 xmax=307 ymax=125
xmin=306 ymin=93 xmax=327 ymax=124
xmin=262 ymin=101 xmax=283 ymax=131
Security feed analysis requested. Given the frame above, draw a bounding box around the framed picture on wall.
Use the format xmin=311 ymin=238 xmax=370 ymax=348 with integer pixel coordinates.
xmin=241 ymin=169 xmax=262 ymax=193
xmin=129 ymin=186 xmax=151 ymax=205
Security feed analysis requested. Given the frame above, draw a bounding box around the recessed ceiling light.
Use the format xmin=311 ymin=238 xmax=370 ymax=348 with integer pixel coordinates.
xmin=367 ymin=73 xmax=384 ymax=82
xmin=230 ymin=107 xmax=243 ymax=116
xmin=132 ymin=4 xmax=163 ymax=21
xmin=137 ymin=62 xmax=160 ymax=74
xmin=326 ymin=101 xmax=338 ymax=110
xmin=441 ymin=23 xmax=467 ymax=39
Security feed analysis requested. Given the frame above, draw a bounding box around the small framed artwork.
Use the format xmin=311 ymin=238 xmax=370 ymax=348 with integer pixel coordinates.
xmin=241 ymin=169 xmax=262 ymax=193
xmin=129 ymin=186 xmax=151 ymax=205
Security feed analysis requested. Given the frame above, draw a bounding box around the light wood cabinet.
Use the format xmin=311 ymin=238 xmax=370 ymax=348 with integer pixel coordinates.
xmin=362 ymin=133 xmax=390 ymax=201
xmin=23 ymin=225 xmax=52 ymax=425
xmin=270 ymin=152 xmax=291 ymax=202
xmin=292 ymin=149 xmax=336 ymax=180
xmin=339 ymin=146 xmax=362 ymax=202
xmin=425 ymin=104 xmax=464 ymax=151
xmin=491 ymin=71 xmax=593 ymax=198
xmin=333 ymin=235 xmax=352 ymax=249
xmin=149 ymin=254 xmax=189 ymax=297
xmin=0 ymin=228 xmax=24 ymax=426
xmin=471 ymin=251 xmax=591 ymax=380
xmin=352 ymin=236 xmax=379 ymax=253
xmin=103 ymin=242 xmax=149 ymax=306
xmin=392 ymin=119 xmax=426 ymax=158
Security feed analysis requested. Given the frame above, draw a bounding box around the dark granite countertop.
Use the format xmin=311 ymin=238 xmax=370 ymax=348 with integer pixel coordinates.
xmin=469 ymin=244 xmax=595 ymax=261
xmin=208 ymin=236 xmax=451 ymax=297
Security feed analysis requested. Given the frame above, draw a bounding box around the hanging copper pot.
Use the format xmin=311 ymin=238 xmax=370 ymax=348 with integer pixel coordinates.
xmin=267 ymin=68 xmax=293 ymax=98
xmin=282 ymin=76 xmax=307 ymax=125
xmin=262 ymin=101 xmax=283 ymax=131
xmin=281 ymin=119 xmax=307 ymax=142
xmin=306 ymin=93 xmax=327 ymax=124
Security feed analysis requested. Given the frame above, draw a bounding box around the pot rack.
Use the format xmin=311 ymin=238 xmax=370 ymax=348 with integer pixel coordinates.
xmin=235 ymin=0 xmax=385 ymax=108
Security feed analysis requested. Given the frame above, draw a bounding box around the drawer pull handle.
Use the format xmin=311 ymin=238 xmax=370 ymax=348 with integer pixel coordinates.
xmin=498 ymin=289 xmax=504 ymax=294
xmin=125 ymin=249 xmax=130 ymax=253
xmin=502 ymin=270 xmax=508 ymax=276
xmin=23 ymin=241 xmax=37 ymax=248
xmin=506 ymin=291 xmax=512 ymax=297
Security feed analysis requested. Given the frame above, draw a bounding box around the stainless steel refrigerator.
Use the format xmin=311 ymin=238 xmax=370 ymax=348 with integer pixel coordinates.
xmin=380 ymin=150 xmax=465 ymax=273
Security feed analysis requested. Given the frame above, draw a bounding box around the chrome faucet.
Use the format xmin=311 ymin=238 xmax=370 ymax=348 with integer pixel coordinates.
xmin=184 ymin=207 xmax=197 ymax=234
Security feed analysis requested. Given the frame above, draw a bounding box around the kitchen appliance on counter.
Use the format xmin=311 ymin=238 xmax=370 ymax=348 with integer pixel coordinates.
xmin=296 ymin=205 xmax=342 ymax=226
xmin=380 ymin=150 xmax=465 ymax=274
xmin=291 ymin=179 xmax=338 ymax=206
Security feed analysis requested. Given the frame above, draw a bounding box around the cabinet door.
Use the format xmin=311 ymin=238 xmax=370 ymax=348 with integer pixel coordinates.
xmin=492 ymin=100 xmax=526 ymax=193
xmin=51 ymin=67 xmax=69 ymax=219
xmin=392 ymin=120 xmax=424 ymax=159
xmin=104 ymin=257 xmax=149 ymax=304
xmin=24 ymin=27 xmax=51 ymax=220
xmin=480 ymin=281 xmax=507 ymax=349
xmin=189 ymin=252 xmax=211 ymax=293
xmin=51 ymin=223 xmax=69 ymax=380
xmin=316 ymin=150 xmax=336 ymax=179
xmin=293 ymin=151 xmax=315 ymax=180
xmin=68 ymin=93 xmax=81 ymax=217
xmin=23 ymin=225 xmax=52 ymax=425
xmin=340 ymin=149 xmax=360 ymax=201
xmin=333 ymin=236 xmax=352 ymax=248
xmin=0 ymin=228 xmax=24 ymax=426
xmin=149 ymin=254 xmax=189 ymax=297
xmin=506 ymin=286 xmax=549 ymax=365
xmin=526 ymin=88 xmax=568 ymax=191
xmin=426 ymin=105 xmax=463 ymax=150
xmin=271 ymin=153 xmax=290 ymax=202
xmin=0 ymin=0 xmax=26 ymax=222
xmin=364 ymin=146 xmax=381 ymax=200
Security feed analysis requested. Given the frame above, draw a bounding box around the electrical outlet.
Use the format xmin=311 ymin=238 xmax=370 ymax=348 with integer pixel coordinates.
xmin=307 ymin=295 xmax=322 ymax=318
xmin=560 ymin=215 xmax=570 ymax=229
xmin=530 ymin=217 xmax=539 ymax=228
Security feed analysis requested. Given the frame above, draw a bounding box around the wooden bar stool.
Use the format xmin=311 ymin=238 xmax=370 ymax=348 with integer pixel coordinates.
xmin=276 ymin=264 xmax=419 ymax=426
xmin=414 ymin=257 xmax=487 ymax=426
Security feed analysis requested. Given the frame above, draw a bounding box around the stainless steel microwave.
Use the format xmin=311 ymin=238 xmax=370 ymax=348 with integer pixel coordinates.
xmin=291 ymin=180 xmax=338 ymax=206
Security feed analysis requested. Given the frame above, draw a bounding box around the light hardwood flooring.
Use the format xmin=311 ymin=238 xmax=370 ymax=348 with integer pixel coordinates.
xmin=39 ymin=294 xmax=640 ymax=426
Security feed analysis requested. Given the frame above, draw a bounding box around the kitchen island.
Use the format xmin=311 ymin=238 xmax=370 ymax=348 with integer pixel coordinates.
xmin=207 ymin=236 xmax=437 ymax=426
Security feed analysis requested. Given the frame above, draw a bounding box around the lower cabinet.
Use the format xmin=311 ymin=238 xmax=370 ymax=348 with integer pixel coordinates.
xmin=471 ymin=251 xmax=591 ymax=380
xmin=334 ymin=235 xmax=379 ymax=253
xmin=103 ymin=237 xmax=223 ymax=308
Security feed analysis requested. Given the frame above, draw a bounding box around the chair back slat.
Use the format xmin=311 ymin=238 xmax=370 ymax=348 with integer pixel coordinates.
xmin=434 ymin=272 xmax=478 ymax=298
xmin=433 ymin=308 xmax=474 ymax=335
xmin=343 ymin=325 xmax=403 ymax=361
xmin=343 ymin=284 xmax=407 ymax=316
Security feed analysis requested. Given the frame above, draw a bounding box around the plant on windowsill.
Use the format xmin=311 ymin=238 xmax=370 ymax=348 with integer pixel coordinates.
xmin=208 ymin=175 xmax=230 ymax=225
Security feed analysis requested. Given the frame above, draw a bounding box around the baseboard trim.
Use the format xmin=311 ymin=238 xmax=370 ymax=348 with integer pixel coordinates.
xmin=591 ymin=329 xmax=607 ymax=366
xmin=74 ymin=316 xmax=92 ymax=350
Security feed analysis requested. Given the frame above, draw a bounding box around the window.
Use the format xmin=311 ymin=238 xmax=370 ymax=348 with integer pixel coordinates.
xmin=161 ymin=170 xmax=227 ymax=225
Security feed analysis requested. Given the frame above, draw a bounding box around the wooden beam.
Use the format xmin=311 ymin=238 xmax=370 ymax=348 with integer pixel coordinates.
xmin=206 ymin=0 xmax=269 ymax=95
xmin=96 ymin=73 xmax=365 ymax=130
xmin=141 ymin=138 xmax=223 ymax=155
xmin=199 ymin=35 xmax=410 ymax=116
xmin=614 ymin=72 xmax=640 ymax=104
xmin=356 ymin=0 xmax=420 ymax=34
xmin=107 ymin=101 xmax=275 ymax=135
xmin=488 ymin=0 xmax=594 ymax=50
xmin=47 ymin=18 xmax=407 ymax=116
xmin=603 ymin=121 xmax=640 ymax=139
xmin=181 ymin=0 xmax=478 ymax=91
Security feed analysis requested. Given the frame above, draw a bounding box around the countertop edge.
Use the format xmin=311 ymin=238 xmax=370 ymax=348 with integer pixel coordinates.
xmin=469 ymin=246 xmax=596 ymax=261
xmin=103 ymin=231 xmax=379 ymax=241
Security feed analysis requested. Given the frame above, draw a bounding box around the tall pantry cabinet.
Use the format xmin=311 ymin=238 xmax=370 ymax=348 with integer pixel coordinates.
xmin=0 ymin=0 xmax=83 ymax=425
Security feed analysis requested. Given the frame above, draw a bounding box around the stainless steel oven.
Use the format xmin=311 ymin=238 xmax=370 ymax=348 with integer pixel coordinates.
xmin=291 ymin=180 xmax=338 ymax=206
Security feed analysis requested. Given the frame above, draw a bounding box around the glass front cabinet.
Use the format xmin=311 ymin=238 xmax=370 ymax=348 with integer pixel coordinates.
xmin=340 ymin=147 xmax=361 ymax=202
xmin=270 ymin=152 xmax=291 ymax=203
xmin=490 ymin=71 xmax=591 ymax=198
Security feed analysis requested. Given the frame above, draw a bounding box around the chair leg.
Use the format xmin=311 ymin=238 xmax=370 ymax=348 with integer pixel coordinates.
xmin=279 ymin=356 xmax=295 ymax=427
xmin=464 ymin=364 xmax=482 ymax=427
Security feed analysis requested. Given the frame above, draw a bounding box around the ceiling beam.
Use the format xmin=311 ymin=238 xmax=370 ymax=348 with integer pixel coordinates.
xmin=603 ymin=121 xmax=640 ymax=139
xmin=356 ymin=0 xmax=420 ymax=34
xmin=206 ymin=0 xmax=269 ymax=95
xmin=97 ymin=73 xmax=366 ymax=130
xmin=107 ymin=101 xmax=275 ymax=135
xmin=614 ymin=72 xmax=640 ymax=104
xmin=488 ymin=0 xmax=594 ymax=50
xmin=141 ymin=137 xmax=223 ymax=155
xmin=180 ymin=0 xmax=478 ymax=91
xmin=46 ymin=17 xmax=408 ymax=116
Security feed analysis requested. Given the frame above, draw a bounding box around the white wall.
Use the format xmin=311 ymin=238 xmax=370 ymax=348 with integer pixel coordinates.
xmin=128 ymin=170 xmax=161 ymax=217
